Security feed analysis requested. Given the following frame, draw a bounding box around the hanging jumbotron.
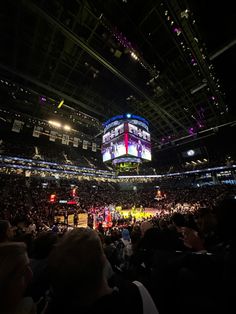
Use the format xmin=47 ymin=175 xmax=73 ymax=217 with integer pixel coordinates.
xmin=101 ymin=114 xmax=151 ymax=172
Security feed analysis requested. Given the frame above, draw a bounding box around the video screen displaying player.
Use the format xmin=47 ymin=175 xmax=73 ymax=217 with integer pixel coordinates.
xmin=128 ymin=135 xmax=151 ymax=160
xmin=102 ymin=137 xmax=126 ymax=162
xmin=136 ymin=140 xmax=143 ymax=158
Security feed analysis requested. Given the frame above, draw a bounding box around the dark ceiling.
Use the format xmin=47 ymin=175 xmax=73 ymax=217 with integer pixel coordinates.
xmin=0 ymin=0 xmax=235 ymax=146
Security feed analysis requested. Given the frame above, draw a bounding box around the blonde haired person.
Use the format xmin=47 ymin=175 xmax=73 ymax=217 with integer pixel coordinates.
xmin=0 ymin=242 xmax=35 ymax=314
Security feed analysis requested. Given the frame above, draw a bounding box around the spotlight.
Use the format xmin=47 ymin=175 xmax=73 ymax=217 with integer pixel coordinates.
xmin=187 ymin=149 xmax=195 ymax=156
xmin=48 ymin=120 xmax=62 ymax=128
xmin=64 ymin=125 xmax=71 ymax=131
xmin=130 ymin=52 xmax=138 ymax=60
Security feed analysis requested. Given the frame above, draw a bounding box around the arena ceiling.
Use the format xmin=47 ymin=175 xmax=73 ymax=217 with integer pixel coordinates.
xmin=0 ymin=0 xmax=235 ymax=146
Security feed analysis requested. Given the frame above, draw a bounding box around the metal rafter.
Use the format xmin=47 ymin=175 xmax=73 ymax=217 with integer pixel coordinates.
xmin=0 ymin=63 xmax=106 ymax=117
xmin=23 ymin=0 xmax=187 ymax=135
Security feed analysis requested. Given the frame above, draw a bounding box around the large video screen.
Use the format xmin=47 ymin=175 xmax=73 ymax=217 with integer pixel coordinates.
xmin=128 ymin=123 xmax=151 ymax=141
xmin=102 ymin=120 xmax=151 ymax=162
xmin=102 ymin=123 xmax=124 ymax=144
xmin=102 ymin=134 xmax=126 ymax=162
xmin=128 ymin=134 xmax=151 ymax=161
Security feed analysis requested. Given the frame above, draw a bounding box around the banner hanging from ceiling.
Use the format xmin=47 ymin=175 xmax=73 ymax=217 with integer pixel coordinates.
xmin=92 ymin=142 xmax=97 ymax=152
xmin=12 ymin=120 xmax=24 ymax=133
xmin=62 ymin=134 xmax=70 ymax=145
xmin=73 ymin=137 xmax=79 ymax=147
xmin=82 ymin=140 xmax=88 ymax=150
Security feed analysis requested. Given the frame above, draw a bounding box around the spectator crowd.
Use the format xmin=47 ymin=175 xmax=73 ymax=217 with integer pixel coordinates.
xmin=0 ymin=172 xmax=236 ymax=314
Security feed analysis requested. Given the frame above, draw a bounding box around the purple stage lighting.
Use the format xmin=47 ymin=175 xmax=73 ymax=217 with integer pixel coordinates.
xmin=188 ymin=127 xmax=195 ymax=135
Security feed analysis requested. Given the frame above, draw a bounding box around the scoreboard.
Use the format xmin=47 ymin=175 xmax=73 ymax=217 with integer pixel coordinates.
xmin=102 ymin=114 xmax=151 ymax=162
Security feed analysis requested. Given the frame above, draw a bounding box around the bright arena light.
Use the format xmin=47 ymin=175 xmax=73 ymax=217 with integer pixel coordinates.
xmin=131 ymin=52 xmax=138 ymax=60
xmin=64 ymin=125 xmax=71 ymax=131
xmin=187 ymin=149 xmax=195 ymax=156
xmin=48 ymin=120 xmax=62 ymax=128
